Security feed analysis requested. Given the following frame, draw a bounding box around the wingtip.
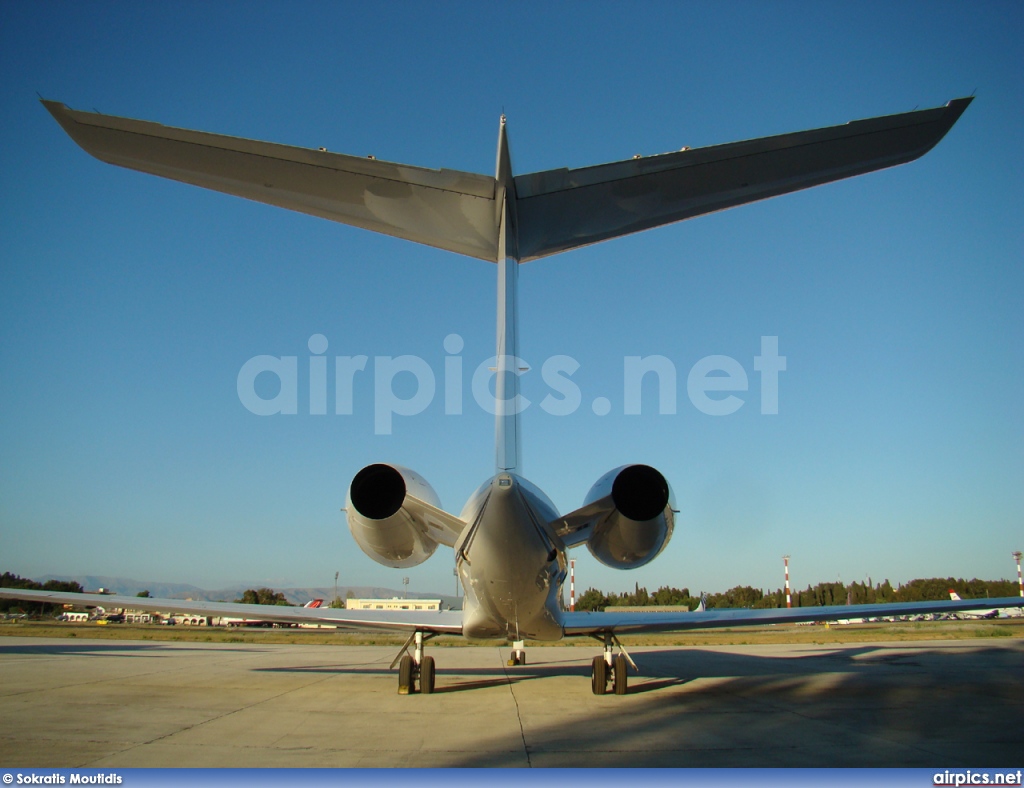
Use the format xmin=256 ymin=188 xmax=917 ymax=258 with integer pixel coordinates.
xmin=946 ymin=96 xmax=974 ymax=114
xmin=38 ymin=98 xmax=67 ymax=118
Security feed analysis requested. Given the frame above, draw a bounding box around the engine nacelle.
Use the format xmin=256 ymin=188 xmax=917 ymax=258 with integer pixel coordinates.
xmin=346 ymin=463 xmax=441 ymax=568
xmin=582 ymin=464 xmax=675 ymax=569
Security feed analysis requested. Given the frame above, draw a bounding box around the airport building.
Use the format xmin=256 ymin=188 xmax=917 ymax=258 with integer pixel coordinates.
xmin=346 ymin=598 xmax=441 ymax=611
xmin=61 ymin=611 xmax=90 ymax=622
xmin=124 ymin=609 xmax=153 ymax=624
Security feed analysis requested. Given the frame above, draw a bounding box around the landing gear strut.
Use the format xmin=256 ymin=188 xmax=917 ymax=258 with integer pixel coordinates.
xmin=391 ymin=630 xmax=437 ymax=694
xmin=507 ymin=639 xmax=526 ymax=666
xmin=590 ymin=632 xmax=636 ymax=695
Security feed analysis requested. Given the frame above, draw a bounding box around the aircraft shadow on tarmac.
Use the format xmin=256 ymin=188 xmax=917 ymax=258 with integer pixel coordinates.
xmin=249 ymin=646 xmax=828 ymax=695
xmin=247 ymin=644 xmax=929 ymax=687
xmin=247 ymin=641 xmax=1022 ymax=686
xmin=253 ymin=653 xmax=600 ymax=694
xmin=256 ymin=642 xmax=1024 ymax=767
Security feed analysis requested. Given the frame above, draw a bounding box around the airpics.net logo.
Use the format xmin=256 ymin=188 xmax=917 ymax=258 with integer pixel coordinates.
xmin=236 ymin=334 xmax=787 ymax=435
xmin=934 ymin=771 xmax=1023 ymax=786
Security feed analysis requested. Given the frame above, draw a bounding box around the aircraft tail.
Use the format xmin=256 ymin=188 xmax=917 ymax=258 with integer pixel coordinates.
xmin=494 ymin=117 xmax=521 ymax=473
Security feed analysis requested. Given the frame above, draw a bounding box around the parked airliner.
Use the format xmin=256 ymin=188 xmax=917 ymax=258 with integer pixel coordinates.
xmin=948 ymin=591 xmax=1021 ymax=619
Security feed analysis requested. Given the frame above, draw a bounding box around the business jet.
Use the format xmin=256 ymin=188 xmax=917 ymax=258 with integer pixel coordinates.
xmin=5 ymin=96 xmax=1023 ymax=695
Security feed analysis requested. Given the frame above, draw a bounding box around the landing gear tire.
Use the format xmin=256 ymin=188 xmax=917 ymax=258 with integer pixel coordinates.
xmin=420 ymin=656 xmax=435 ymax=694
xmin=612 ymin=653 xmax=628 ymax=695
xmin=591 ymin=655 xmax=608 ymax=695
xmin=507 ymin=649 xmax=526 ymax=667
xmin=398 ymin=654 xmax=414 ymax=695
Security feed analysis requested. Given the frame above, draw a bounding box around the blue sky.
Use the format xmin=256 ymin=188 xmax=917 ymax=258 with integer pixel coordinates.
xmin=1 ymin=2 xmax=1021 ymax=599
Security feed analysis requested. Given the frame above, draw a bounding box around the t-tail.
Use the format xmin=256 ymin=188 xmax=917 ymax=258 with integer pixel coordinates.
xmin=494 ymin=116 xmax=521 ymax=474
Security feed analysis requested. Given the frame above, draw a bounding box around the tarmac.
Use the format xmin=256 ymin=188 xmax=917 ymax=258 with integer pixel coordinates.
xmin=1 ymin=635 xmax=1021 ymax=768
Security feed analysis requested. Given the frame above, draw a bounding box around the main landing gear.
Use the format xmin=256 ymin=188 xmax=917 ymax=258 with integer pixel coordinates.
xmin=392 ymin=630 xmax=437 ymax=695
xmin=591 ymin=632 xmax=636 ymax=696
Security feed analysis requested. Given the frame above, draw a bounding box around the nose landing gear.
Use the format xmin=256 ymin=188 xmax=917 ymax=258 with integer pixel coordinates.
xmin=507 ymin=639 xmax=527 ymax=666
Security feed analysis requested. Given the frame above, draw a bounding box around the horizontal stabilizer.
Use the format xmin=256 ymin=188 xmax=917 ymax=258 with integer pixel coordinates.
xmin=44 ymin=97 xmax=971 ymax=264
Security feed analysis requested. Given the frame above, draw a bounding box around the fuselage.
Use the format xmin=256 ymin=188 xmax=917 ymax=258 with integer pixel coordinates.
xmin=455 ymin=473 xmax=567 ymax=640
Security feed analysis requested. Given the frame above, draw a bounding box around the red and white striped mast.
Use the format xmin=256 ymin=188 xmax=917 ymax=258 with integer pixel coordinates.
xmin=783 ymin=554 xmax=792 ymax=608
xmin=569 ymin=558 xmax=576 ymax=611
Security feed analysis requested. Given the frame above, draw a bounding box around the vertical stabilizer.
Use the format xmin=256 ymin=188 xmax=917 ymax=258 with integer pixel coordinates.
xmin=494 ymin=117 xmax=521 ymax=473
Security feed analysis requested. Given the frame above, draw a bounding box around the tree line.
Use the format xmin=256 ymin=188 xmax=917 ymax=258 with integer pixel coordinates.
xmin=573 ymin=577 xmax=1021 ymax=612
xmin=234 ymin=587 xmax=292 ymax=606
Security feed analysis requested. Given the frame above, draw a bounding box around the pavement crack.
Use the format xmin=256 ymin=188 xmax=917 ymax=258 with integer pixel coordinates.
xmin=499 ymin=647 xmax=532 ymax=767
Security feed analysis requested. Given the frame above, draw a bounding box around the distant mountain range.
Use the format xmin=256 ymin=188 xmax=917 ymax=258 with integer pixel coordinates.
xmin=40 ymin=574 xmax=460 ymax=609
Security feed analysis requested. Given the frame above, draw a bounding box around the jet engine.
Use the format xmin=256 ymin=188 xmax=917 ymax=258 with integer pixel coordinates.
xmin=346 ymin=463 xmax=442 ymax=568
xmin=582 ymin=464 xmax=675 ymax=569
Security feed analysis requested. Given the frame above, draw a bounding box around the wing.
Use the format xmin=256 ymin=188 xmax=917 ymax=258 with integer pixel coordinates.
xmin=514 ymin=98 xmax=973 ymax=261
xmin=0 ymin=587 xmax=462 ymax=634
xmin=562 ymin=595 xmax=1024 ymax=636
xmin=42 ymin=100 xmax=499 ymax=261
